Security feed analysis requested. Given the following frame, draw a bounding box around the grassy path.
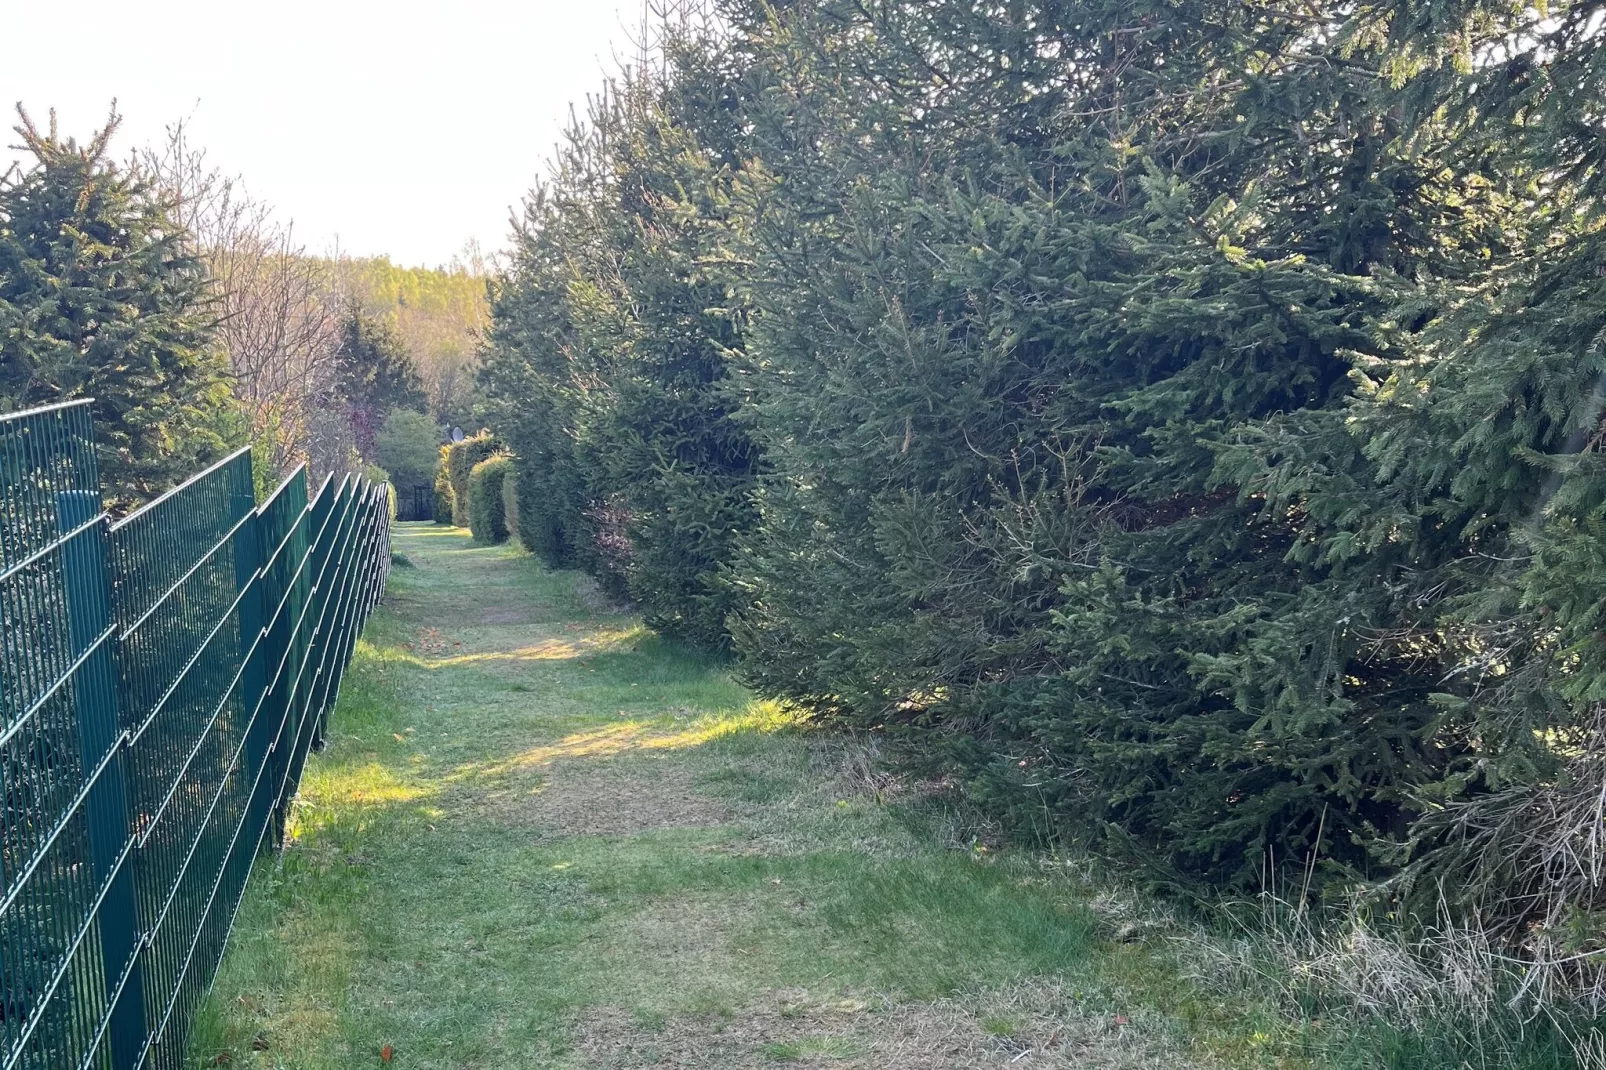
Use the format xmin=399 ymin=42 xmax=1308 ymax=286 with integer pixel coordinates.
xmin=189 ymin=524 xmax=1266 ymax=1069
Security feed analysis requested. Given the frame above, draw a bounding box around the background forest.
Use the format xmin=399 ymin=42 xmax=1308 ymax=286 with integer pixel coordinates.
xmin=474 ymin=0 xmax=1606 ymax=1018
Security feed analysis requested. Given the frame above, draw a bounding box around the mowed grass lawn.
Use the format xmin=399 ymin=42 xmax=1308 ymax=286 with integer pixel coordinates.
xmin=187 ymin=523 xmax=1284 ymax=1069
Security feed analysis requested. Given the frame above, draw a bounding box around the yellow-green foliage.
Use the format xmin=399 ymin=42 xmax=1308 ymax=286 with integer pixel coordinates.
xmin=467 ymin=453 xmax=513 ymax=544
xmin=445 ymin=434 xmax=496 ymax=527
xmin=338 ymin=256 xmax=487 ymax=334
xmin=334 ymin=257 xmax=489 ymax=428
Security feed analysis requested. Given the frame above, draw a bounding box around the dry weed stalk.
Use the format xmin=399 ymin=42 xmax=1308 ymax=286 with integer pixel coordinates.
xmin=1401 ymin=703 xmax=1606 ymax=1011
xmin=1176 ymin=894 xmax=1508 ymax=1032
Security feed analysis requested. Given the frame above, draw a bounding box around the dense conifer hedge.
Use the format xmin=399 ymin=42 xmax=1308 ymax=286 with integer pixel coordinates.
xmin=480 ymin=0 xmax=1606 ymax=960
xmin=0 ymin=109 xmax=234 ymax=507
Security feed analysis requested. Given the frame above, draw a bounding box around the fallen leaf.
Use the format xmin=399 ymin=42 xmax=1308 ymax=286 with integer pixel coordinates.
xmin=380 ymin=1043 xmax=395 ymax=1063
xmin=212 ymin=1053 xmax=231 ymax=1066
xmin=393 ymin=733 xmax=407 ymax=743
xmin=1113 ymin=1015 xmax=1130 ymax=1026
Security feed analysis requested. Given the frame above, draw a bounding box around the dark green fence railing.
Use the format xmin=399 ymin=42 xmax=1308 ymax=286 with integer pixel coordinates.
xmin=0 ymin=399 xmax=392 ymax=1070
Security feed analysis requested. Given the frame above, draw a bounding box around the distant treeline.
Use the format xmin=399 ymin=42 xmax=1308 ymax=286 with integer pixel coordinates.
xmin=478 ymin=0 xmax=1604 ymax=971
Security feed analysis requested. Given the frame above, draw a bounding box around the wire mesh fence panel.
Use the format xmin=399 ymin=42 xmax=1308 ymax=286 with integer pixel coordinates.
xmin=0 ymin=400 xmax=392 ymax=1070
xmin=0 ymin=402 xmax=121 ymax=1070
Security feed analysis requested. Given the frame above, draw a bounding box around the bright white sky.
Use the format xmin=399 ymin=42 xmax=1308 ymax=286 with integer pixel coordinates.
xmin=1 ymin=0 xmax=639 ymax=267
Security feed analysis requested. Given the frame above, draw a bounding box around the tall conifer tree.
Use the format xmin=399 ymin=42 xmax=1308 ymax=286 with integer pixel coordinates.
xmin=332 ymin=307 xmax=426 ymax=463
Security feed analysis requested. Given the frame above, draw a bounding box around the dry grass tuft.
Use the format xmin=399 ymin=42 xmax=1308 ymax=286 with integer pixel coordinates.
xmin=1178 ymin=895 xmax=1525 ymax=1033
xmin=572 ymin=573 xmax=632 ymax=616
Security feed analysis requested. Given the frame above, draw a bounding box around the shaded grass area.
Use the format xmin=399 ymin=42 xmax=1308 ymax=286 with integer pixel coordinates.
xmin=188 ymin=525 xmax=1580 ymax=1069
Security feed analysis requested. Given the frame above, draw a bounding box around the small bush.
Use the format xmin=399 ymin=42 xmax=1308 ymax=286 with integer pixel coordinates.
xmin=446 ymin=434 xmax=497 ymax=527
xmin=360 ymin=464 xmax=396 ymax=519
xmin=467 ymin=454 xmax=513 ymax=544
xmin=501 ymin=463 xmax=521 ymax=546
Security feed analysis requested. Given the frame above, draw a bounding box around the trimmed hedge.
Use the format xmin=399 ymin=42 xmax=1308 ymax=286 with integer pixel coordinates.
xmin=467 ymin=453 xmax=513 ymax=544
xmin=446 ymin=434 xmax=497 ymax=527
xmin=501 ymin=462 xmax=521 ymax=546
xmin=432 ymin=447 xmax=454 ymax=524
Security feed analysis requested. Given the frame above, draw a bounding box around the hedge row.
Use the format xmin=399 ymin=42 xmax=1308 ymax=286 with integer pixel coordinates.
xmin=466 ymin=454 xmax=512 ymax=545
xmin=501 ymin=461 xmax=521 ymax=546
xmin=478 ymin=0 xmax=1606 ymax=960
xmin=442 ymin=434 xmax=496 ymax=528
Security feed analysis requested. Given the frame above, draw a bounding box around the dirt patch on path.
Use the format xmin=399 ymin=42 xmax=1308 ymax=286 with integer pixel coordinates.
xmin=570 ymin=980 xmax=1206 ymax=1068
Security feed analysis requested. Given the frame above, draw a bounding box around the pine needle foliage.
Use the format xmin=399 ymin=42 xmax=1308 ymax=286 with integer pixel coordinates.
xmin=481 ymin=40 xmax=759 ymax=651
xmin=333 ymin=307 xmax=427 ymax=463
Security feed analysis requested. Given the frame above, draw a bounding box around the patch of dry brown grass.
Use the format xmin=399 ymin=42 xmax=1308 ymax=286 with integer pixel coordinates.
xmin=570 ymin=979 xmax=1207 ymax=1069
xmin=470 ymin=753 xmax=732 ymax=838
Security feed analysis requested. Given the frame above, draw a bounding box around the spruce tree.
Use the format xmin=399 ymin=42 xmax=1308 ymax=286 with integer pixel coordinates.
xmin=480 ymin=0 xmax=1606 ymax=957
xmin=0 ymin=106 xmax=234 ymax=506
xmin=332 ymin=307 xmax=426 ymax=462
xmin=721 ymin=0 xmax=1499 ymax=884
xmin=480 ymin=187 xmax=595 ymax=569
xmin=482 ymin=40 xmax=758 ymax=651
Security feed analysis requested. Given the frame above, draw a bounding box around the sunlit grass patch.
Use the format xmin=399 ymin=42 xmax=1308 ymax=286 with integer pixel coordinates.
xmin=465 ymin=700 xmax=795 ymax=775
xmin=299 ymin=760 xmax=434 ymax=809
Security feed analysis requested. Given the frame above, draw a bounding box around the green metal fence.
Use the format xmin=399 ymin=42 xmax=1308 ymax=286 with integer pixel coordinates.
xmin=0 ymin=399 xmax=392 ymax=1070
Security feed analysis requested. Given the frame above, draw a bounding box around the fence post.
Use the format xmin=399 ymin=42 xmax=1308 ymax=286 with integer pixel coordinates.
xmin=56 ymin=489 xmax=147 ymax=1070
